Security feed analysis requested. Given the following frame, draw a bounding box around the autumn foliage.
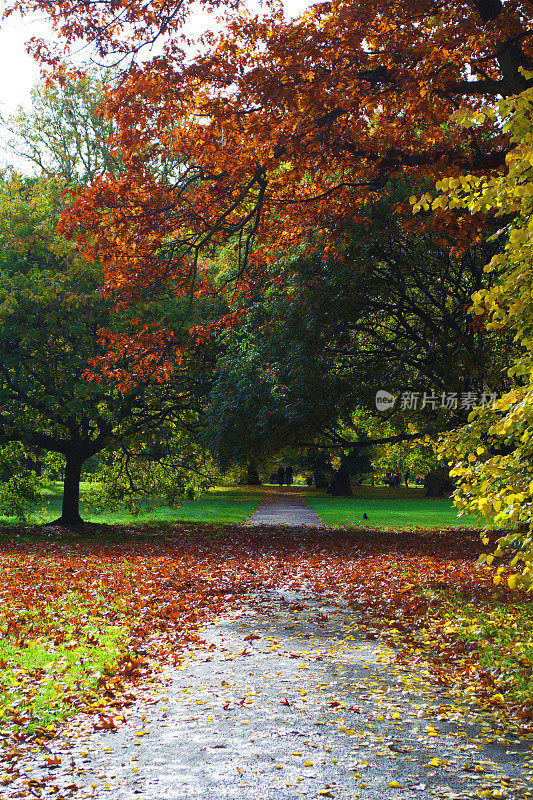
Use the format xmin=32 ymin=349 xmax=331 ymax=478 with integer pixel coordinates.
xmin=6 ymin=0 xmax=533 ymax=369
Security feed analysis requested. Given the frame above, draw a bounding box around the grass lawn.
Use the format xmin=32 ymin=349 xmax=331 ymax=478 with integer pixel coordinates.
xmin=305 ymin=486 xmax=480 ymax=528
xmin=0 ymin=482 xmax=482 ymax=529
xmin=0 ymin=591 xmax=127 ymax=735
xmin=7 ymin=484 xmax=264 ymax=526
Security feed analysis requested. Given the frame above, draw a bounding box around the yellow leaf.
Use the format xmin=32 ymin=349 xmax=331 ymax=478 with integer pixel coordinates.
xmin=508 ymin=574 xmax=521 ymax=590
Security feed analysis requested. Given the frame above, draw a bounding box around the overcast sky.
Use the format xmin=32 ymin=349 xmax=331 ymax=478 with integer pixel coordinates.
xmin=0 ymin=11 xmax=48 ymax=119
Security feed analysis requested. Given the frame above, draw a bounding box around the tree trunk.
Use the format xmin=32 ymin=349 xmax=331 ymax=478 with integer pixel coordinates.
xmin=241 ymin=462 xmax=262 ymax=486
xmin=424 ymin=472 xmax=443 ymax=498
xmin=51 ymin=452 xmax=85 ymax=525
xmin=313 ymin=470 xmax=329 ymax=489
xmin=329 ymin=470 xmax=353 ymax=496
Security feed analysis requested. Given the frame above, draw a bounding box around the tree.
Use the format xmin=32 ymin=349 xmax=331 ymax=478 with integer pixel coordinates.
xmin=288 ymin=182 xmax=511 ymax=410
xmin=2 ymin=72 xmax=121 ymax=183
xmin=0 ymin=175 xmax=216 ymax=524
xmin=203 ymin=301 xmax=342 ymax=469
xmin=0 ymin=443 xmax=41 ymax=520
xmin=431 ymin=85 xmax=533 ymax=588
xmin=84 ymin=424 xmax=216 ymax=514
xmin=203 ymin=181 xmax=513 ymax=494
xmin=9 ymin=0 xmax=533 ymax=353
xmin=9 ymin=0 xmax=533 ymax=517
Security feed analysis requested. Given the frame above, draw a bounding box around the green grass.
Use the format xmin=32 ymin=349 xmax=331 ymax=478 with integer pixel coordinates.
xmin=0 ymin=592 xmax=128 ymax=735
xmin=0 ymin=482 xmax=481 ymax=529
xmin=17 ymin=484 xmax=263 ymax=526
xmin=306 ymin=488 xmax=480 ymax=528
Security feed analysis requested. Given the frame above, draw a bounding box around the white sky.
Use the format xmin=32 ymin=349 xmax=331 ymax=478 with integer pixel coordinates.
xmin=0 ymin=11 xmax=49 ymax=119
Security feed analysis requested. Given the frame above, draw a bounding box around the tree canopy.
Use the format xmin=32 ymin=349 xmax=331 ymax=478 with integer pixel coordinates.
xmin=204 ymin=181 xmax=512 ymax=472
xmin=431 ymin=86 xmax=533 ymax=588
xmin=2 ymin=72 xmax=120 ymax=183
xmin=8 ymin=0 xmax=533 ymax=366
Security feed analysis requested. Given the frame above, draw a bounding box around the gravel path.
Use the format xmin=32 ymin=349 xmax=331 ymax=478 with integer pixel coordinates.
xmin=27 ymin=589 xmax=533 ymax=800
xmin=244 ymin=492 xmax=326 ymax=527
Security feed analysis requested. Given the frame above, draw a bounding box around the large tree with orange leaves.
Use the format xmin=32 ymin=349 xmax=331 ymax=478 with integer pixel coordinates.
xmin=7 ymin=0 xmax=533 ymax=368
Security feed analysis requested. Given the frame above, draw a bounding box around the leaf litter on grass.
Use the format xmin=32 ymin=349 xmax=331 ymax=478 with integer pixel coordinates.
xmin=33 ymin=588 xmax=533 ymax=800
xmin=0 ymin=523 xmax=531 ymax=798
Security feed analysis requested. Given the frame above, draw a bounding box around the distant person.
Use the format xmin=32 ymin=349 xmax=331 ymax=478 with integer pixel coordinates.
xmin=277 ymin=466 xmax=284 ymax=486
xmin=286 ymin=465 xmax=293 ymax=486
xmin=404 ymin=472 xmax=410 ymax=487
